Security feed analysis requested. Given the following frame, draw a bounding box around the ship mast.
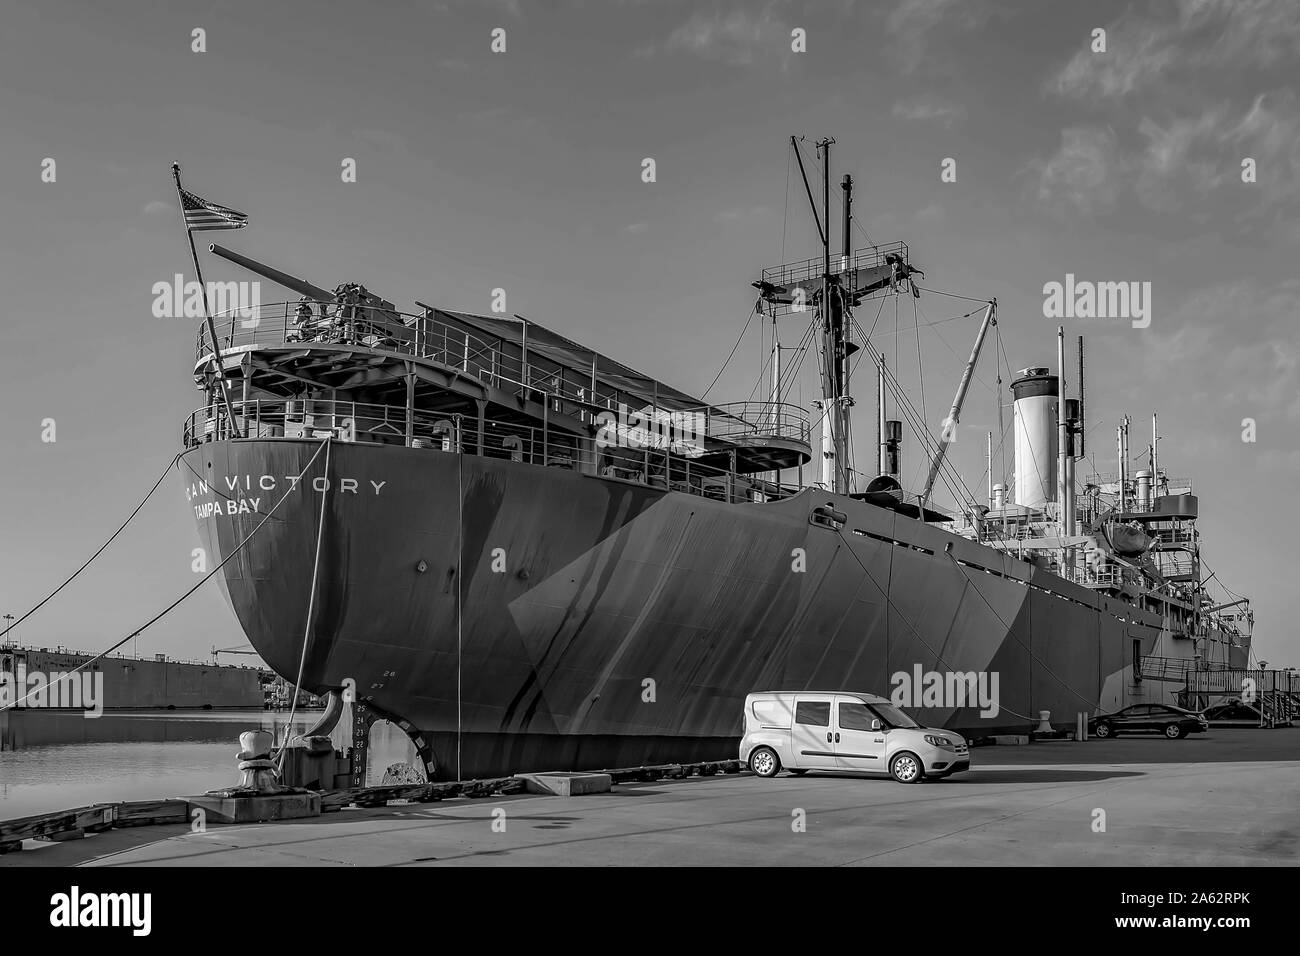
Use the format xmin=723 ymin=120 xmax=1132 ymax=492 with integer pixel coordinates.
xmin=761 ymin=137 xmax=920 ymax=496
xmin=812 ymin=137 xmax=850 ymax=493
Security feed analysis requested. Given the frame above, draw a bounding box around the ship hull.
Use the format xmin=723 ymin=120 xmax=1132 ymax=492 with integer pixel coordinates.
xmin=181 ymin=438 xmax=1206 ymax=779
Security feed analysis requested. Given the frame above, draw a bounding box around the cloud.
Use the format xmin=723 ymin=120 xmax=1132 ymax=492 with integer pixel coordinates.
xmin=1029 ymin=127 xmax=1122 ymax=216
xmin=356 ymin=128 xmax=407 ymax=152
xmin=1133 ymin=110 xmax=1227 ymax=210
xmin=914 ymin=202 xmax=945 ymax=223
xmin=143 ymin=200 xmax=171 ymax=216
xmin=892 ymin=95 xmax=965 ymax=127
xmin=1257 ymin=448 xmax=1300 ymax=475
xmin=715 ymin=205 xmax=771 ymax=223
xmin=884 ymin=0 xmax=993 ymax=73
xmin=1029 ymin=94 xmax=1299 ymax=222
xmin=465 ymin=105 xmax=542 ymax=131
xmin=623 ymin=222 xmax=648 ymax=234
xmin=1133 ymin=92 xmax=1300 ymax=213
xmin=660 ymin=6 xmax=790 ymax=66
xmin=1143 ymin=279 xmax=1300 ymax=420
xmin=1050 ymin=0 xmax=1300 ymax=100
xmin=1051 ymin=28 xmax=1176 ymax=99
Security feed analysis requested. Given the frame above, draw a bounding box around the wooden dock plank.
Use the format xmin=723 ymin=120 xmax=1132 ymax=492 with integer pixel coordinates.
xmin=113 ymin=800 xmax=190 ymax=828
xmin=0 ymin=803 xmax=115 ymax=845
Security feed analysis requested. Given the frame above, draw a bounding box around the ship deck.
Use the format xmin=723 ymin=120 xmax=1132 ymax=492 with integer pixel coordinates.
xmin=7 ymin=728 xmax=1296 ymax=867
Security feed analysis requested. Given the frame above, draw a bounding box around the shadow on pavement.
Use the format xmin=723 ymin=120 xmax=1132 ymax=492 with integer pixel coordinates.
xmin=945 ymin=768 xmax=1145 ymax=783
xmin=971 ymin=728 xmax=1299 ymax=766
xmin=784 ymin=768 xmax=1144 ymax=784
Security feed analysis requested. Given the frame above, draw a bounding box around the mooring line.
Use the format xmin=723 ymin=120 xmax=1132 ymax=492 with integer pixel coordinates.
xmin=456 ymin=451 xmax=463 ymax=782
xmin=0 ymin=438 xmax=331 ymax=713
xmin=276 ymin=437 xmax=332 ymax=771
xmin=1 ymin=452 xmax=182 ymax=641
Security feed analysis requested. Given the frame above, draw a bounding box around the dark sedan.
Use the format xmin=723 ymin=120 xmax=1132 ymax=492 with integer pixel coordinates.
xmin=1089 ymin=704 xmax=1209 ymax=739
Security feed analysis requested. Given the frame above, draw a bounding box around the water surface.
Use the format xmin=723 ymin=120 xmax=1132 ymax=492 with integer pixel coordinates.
xmin=0 ymin=710 xmax=322 ymax=819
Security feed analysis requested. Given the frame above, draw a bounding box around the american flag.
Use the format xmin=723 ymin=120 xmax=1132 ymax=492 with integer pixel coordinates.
xmin=179 ymin=186 xmax=248 ymax=232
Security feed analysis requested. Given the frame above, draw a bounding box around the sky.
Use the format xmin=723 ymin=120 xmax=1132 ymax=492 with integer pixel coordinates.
xmin=1 ymin=0 xmax=1296 ymax=669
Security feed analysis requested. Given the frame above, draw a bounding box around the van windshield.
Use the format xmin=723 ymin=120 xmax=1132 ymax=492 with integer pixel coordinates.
xmin=872 ymin=702 xmax=922 ymax=729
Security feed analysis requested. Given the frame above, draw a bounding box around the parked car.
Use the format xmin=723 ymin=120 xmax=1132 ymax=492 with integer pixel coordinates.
xmin=740 ymin=690 xmax=969 ymax=783
xmin=1089 ymin=704 xmax=1208 ymax=739
xmin=1200 ymin=700 xmax=1262 ymax=722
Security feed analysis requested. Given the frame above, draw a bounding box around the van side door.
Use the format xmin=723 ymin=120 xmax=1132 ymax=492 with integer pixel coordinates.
xmin=790 ymin=697 xmax=838 ymax=769
xmin=833 ymin=696 xmax=889 ymax=772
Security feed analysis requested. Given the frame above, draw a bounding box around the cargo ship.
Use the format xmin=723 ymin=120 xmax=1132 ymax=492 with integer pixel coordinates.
xmin=0 ymin=643 xmax=264 ymax=711
xmin=177 ymin=140 xmax=1253 ymax=780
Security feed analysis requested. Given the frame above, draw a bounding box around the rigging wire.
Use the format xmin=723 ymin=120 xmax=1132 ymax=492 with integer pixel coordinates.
xmin=850 ymin=309 xmax=980 ymax=511
xmin=913 ymin=285 xmax=992 ymax=305
xmin=853 ymin=326 xmax=974 ymax=511
xmin=701 ymin=306 xmax=759 ymax=400
xmin=912 ymin=296 xmax=927 ymax=491
xmin=793 ymin=137 xmax=877 ymax=249
xmin=919 ymin=301 xmax=1000 ymax=394
xmin=777 ymin=312 xmax=820 ymax=399
xmin=997 ymin=327 xmax=1018 ymax=492
xmin=831 ymin=525 xmax=1072 ymax=721
xmin=781 ymin=148 xmax=791 ymax=264
xmin=944 ymin=552 xmax=1111 ymax=711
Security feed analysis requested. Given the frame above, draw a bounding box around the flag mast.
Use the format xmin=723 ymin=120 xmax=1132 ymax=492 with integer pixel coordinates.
xmin=172 ymin=162 xmax=243 ymax=440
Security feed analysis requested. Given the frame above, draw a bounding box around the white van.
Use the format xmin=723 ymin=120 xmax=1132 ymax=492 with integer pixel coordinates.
xmin=740 ymin=691 xmax=970 ymax=783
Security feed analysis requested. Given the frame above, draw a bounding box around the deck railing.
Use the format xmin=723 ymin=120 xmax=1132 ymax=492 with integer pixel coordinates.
xmin=196 ymin=303 xmax=809 ymax=449
xmin=697 ymin=401 xmax=810 ymax=446
xmin=182 ymin=400 xmax=806 ymax=505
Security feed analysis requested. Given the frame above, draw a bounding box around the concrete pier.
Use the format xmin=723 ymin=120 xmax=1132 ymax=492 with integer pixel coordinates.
xmin=2 ymin=729 xmax=1295 ymax=867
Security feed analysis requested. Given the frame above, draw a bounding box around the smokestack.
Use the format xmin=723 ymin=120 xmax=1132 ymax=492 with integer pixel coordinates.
xmin=1011 ymin=367 xmax=1059 ymax=510
xmin=1135 ymin=469 xmax=1153 ymax=511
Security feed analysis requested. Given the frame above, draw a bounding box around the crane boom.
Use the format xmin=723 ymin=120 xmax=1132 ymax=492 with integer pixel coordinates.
xmin=919 ymin=299 xmax=996 ymax=514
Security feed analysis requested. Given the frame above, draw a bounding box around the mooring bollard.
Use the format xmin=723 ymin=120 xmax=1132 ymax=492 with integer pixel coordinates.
xmin=1035 ymin=710 xmax=1052 ymax=734
xmin=235 ymin=730 xmax=282 ymax=793
xmin=183 ymin=729 xmax=322 ymax=824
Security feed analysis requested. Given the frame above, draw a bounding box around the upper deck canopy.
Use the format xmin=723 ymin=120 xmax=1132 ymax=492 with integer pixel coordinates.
xmin=195 ymin=300 xmax=812 ymax=472
xmin=426 ymin=306 xmax=708 ymax=414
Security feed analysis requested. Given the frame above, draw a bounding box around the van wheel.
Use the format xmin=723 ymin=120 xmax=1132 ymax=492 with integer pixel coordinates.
xmin=890 ymin=751 xmax=924 ymax=784
xmin=748 ymin=747 xmax=781 ymax=778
